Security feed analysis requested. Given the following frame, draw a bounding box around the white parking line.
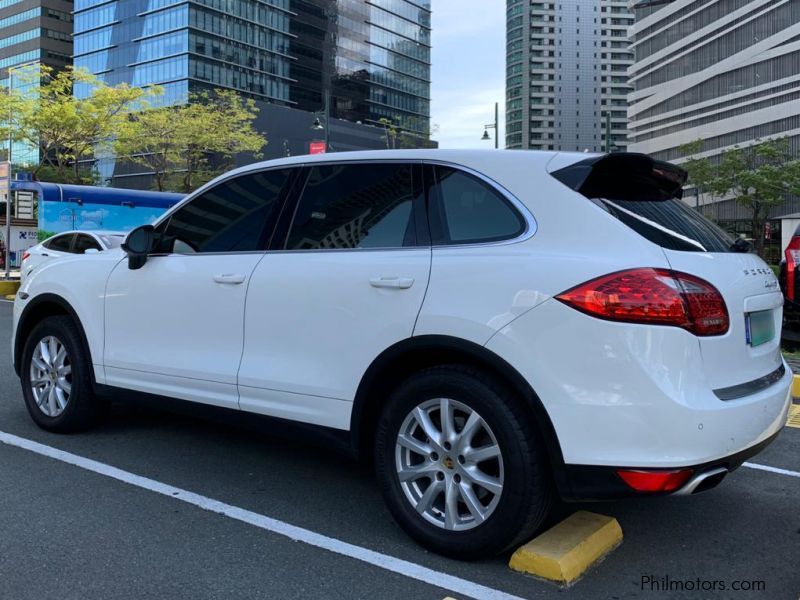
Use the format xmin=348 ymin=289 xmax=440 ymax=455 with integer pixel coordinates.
xmin=743 ymin=462 xmax=800 ymax=478
xmin=0 ymin=430 xmax=526 ymax=600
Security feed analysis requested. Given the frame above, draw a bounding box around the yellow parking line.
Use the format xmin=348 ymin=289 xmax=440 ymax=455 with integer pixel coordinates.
xmin=509 ymin=511 xmax=622 ymax=586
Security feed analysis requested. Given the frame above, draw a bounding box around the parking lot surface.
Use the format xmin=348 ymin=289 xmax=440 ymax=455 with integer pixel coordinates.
xmin=0 ymin=300 xmax=798 ymax=599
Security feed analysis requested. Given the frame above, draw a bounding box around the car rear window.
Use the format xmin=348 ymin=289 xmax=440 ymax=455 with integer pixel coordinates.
xmin=552 ymin=154 xmax=737 ymax=253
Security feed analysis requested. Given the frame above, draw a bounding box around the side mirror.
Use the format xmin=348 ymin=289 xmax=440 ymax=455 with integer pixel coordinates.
xmin=121 ymin=225 xmax=155 ymax=270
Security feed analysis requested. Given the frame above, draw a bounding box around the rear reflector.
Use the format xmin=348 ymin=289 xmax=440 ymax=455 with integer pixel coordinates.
xmin=616 ymin=469 xmax=693 ymax=493
xmin=556 ymin=268 xmax=729 ymax=336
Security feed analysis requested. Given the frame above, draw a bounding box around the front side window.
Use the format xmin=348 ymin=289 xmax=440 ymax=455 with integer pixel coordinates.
xmin=158 ymin=168 xmax=293 ymax=254
xmin=285 ymin=163 xmax=418 ymax=250
xmin=44 ymin=234 xmax=74 ymax=252
xmin=73 ymin=234 xmax=102 ymax=254
xmin=430 ymin=167 xmax=525 ymax=245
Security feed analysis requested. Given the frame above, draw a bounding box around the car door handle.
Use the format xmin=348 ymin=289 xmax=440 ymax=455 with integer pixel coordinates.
xmin=213 ymin=273 xmax=247 ymax=285
xmin=41 ymin=253 xmax=49 ymax=257
xmin=369 ymin=277 xmax=415 ymax=289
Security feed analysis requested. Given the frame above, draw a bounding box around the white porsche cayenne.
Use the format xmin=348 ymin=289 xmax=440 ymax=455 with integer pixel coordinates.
xmin=11 ymin=150 xmax=792 ymax=558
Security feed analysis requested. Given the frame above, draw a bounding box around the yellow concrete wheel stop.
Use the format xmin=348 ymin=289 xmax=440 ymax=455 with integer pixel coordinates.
xmin=509 ymin=510 xmax=622 ymax=586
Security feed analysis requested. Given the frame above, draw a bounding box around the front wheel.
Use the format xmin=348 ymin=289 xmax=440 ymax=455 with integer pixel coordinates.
xmin=20 ymin=316 xmax=105 ymax=432
xmin=375 ymin=365 xmax=552 ymax=559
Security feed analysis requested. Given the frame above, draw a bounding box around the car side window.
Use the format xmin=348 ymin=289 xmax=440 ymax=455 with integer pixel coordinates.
xmin=73 ymin=234 xmax=102 ymax=254
xmin=157 ymin=169 xmax=293 ymax=254
xmin=285 ymin=163 xmax=417 ymax=250
xmin=44 ymin=234 xmax=74 ymax=252
xmin=430 ymin=166 xmax=525 ymax=245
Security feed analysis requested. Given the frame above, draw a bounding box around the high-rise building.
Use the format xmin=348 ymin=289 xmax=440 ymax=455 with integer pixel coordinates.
xmin=290 ymin=0 xmax=432 ymax=137
xmin=0 ymin=0 xmax=74 ymax=165
xmin=629 ymin=2 xmax=800 ymax=163
xmin=505 ymin=0 xmax=634 ymax=152
xmin=72 ymin=0 xmax=293 ymax=106
xmin=628 ymin=1 xmax=800 ymax=225
xmin=72 ymin=0 xmax=431 ymax=134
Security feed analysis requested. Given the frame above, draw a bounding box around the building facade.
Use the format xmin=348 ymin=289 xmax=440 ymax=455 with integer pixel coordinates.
xmin=628 ymin=1 xmax=800 ymax=227
xmin=72 ymin=0 xmax=431 ymax=135
xmin=290 ymin=0 xmax=432 ymax=137
xmin=0 ymin=0 xmax=74 ymax=166
xmin=505 ymin=0 xmax=633 ymax=152
xmin=72 ymin=0 xmax=294 ymax=106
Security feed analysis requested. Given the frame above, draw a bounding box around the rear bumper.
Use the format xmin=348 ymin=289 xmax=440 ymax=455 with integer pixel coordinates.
xmin=556 ymin=428 xmax=783 ymax=502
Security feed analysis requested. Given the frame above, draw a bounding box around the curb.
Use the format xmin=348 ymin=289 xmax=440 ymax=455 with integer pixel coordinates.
xmin=509 ymin=510 xmax=622 ymax=586
xmin=792 ymin=375 xmax=800 ymax=400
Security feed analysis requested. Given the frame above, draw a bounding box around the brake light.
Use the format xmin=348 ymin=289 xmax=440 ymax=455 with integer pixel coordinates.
xmin=785 ymin=234 xmax=800 ymax=301
xmin=556 ymin=268 xmax=729 ymax=336
xmin=617 ymin=469 xmax=693 ymax=493
xmin=22 ymin=251 xmax=30 ymax=262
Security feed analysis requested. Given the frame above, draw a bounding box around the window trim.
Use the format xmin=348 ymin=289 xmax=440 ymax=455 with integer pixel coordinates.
xmin=276 ymin=161 xmax=428 ymax=253
xmin=424 ymin=161 xmax=534 ymax=248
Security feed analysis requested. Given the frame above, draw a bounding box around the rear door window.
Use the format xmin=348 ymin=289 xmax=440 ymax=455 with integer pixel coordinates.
xmin=285 ymin=163 xmax=419 ymax=250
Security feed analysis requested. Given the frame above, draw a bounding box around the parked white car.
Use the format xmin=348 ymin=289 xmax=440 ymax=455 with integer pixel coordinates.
xmin=21 ymin=230 xmax=126 ymax=283
xmin=10 ymin=150 xmax=792 ymax=558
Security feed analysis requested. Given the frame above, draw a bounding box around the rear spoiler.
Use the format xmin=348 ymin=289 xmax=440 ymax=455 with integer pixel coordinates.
xmin=550 ymin=153 xmax=688 ymax=201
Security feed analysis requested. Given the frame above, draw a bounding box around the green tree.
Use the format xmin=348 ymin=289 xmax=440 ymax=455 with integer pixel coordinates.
xmin=114 ymin=89 xmax=265 ymax=193
xmin=711 ymin=139 xmax=800 ymax=256
xmin=679 ymin=139 xmax=716 ymax=209
xmin=0 ymin=65 xmax=152 ymax=184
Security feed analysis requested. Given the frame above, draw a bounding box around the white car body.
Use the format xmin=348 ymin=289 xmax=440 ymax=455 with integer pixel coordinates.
xmin=20 ymin=230 xmax=126 ymax=283
xmin=11 ymin=149 xmax=791 ymax=524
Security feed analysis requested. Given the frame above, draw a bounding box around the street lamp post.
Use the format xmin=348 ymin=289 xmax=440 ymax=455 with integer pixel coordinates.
xmin=481 ymin=102 xmax=499 ymax=149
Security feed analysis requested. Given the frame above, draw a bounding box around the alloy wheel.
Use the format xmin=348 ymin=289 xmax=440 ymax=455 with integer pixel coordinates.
xmin=29 ymin=335 xmax=72 ymax=417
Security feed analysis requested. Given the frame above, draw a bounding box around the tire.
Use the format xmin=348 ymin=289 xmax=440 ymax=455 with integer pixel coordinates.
xmin=375 ymin=365 xmax=552 ymax=559
xmin=20 ymin=315 xmax=105 ymax=432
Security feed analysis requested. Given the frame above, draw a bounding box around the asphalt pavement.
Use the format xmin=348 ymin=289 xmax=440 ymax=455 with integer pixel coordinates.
xmin=0 ymin=299 xmax=798 ymax=600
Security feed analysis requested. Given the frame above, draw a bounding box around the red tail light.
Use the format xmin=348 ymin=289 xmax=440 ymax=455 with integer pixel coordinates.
xmin=617 ymin=469 xmax=693 ymax=493
xmin=785 ymin=234 xmax=800 ymax=301
xmin=22 ymin=251 xmax=30 ymax=262
xmin=556 ymin=268 xmax=729 ymax=336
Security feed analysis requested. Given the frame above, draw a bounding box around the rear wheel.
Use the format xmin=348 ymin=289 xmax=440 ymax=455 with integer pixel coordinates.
xmin=375 ymin=365 xmax=552 ymax=559
xmin=21 ymin=316 xmax=105 ymax=432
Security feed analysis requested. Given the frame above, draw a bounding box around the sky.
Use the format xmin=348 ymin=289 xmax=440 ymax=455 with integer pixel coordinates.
xmin=430 ymin=1 xmax=506 ymax=149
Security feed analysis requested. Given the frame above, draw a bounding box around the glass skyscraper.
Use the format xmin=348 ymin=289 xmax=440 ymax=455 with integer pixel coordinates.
xmin=73 ymin=0 xmax=432 ymax=137
xmin=73 ymin=0 xmax=293 ymax=105
xmin=0 ymin=0 xmax=74 ymax=166
xmin=290 ymin=0 xmax=432 ymax=136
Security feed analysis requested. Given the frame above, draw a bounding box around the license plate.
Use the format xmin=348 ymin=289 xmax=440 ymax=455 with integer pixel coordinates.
xmin=745 ymin=310 xmax=775 ymax=347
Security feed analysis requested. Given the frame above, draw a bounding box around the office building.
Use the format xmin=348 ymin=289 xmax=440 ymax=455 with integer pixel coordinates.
xmin=0 ymin=0 xmax=74 ymax=166
xmin=628 ymin=1 xmax=800 ymax=226
xmin=72 ymin=0 xmax=432 ymax=137
xmin=505 ymin=0 xmax=634 ymax=152
xmin=290 ymin=0 xmax=432 ymax=137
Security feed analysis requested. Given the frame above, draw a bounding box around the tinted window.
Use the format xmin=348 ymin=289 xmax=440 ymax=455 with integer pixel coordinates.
xmin=159 ymin=169 xmax=292 ymax=254
xmin=286 ymin=163 xmax=417 ymax=250
xmin=73 ymin=234 xmax=102 ymax=254
xmin=44 ymin=234 xmax=74 ymax=252
xmin=431 ymin=167 xmax=525 ymax=244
